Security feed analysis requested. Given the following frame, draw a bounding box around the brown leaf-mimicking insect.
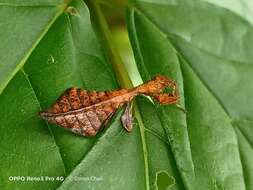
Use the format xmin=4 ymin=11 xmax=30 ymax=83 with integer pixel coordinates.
xmin=39 ymin=75 xmax=181 ymax=137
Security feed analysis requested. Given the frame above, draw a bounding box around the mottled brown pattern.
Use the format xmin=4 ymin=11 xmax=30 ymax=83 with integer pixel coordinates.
xmin=39 ymin=75 xmax=182 ymax=137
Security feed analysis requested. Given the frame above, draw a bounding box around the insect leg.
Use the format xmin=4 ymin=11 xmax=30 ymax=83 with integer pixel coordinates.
xmin=121 ymin=101 xmax=134 ymax=132
xmin=152 ymin=93 xmax=179 ymax=105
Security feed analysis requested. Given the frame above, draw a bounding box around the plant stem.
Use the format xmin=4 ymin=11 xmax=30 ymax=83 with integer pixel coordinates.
xmin=85 ymin=0 xmax=133 ymax=89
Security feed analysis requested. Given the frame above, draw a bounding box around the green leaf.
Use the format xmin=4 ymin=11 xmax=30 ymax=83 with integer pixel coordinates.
xmin=1 ymin=0 xmax=252 ymax=189
xmin=127 ymin=0 xmax=253 ymax=189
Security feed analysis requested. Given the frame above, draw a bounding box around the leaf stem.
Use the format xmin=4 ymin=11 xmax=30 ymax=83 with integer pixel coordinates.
xmin=85 ymin=0 xmax=133 ymax=88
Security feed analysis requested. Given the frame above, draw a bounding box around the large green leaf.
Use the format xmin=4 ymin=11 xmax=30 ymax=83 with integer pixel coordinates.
xmin=127 ymin=0 xmax=253 ymax=189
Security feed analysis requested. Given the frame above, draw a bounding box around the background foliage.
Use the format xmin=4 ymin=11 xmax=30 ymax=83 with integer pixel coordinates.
xmin=0 ymin=0 xmax=252 ymax=189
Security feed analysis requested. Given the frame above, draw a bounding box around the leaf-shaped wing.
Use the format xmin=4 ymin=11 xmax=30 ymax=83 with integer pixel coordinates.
xmin=40 ymin=88 xmax=127 ymax=136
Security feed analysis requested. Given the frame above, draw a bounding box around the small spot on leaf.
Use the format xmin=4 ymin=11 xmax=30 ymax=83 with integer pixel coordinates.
xmin=155 ymin=171 xmax=175 ymax=190
xmin=47 ymin=55 xmax=55 ymax=65
xmin=66 ymin=6 xmax=80 ymax=17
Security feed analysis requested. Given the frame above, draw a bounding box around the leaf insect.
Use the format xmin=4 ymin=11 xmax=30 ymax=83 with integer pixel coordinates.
xmin=39 ymin=75 xmax=184 ymax=137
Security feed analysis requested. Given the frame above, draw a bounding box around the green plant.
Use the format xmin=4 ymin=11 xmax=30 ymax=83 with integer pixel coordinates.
xmin=0 ymin=0 xmax=252 ymax=190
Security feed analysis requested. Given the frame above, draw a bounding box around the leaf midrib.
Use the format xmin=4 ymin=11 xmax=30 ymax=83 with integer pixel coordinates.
xmin=134 ymin=104 xmax=150 ymax=190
